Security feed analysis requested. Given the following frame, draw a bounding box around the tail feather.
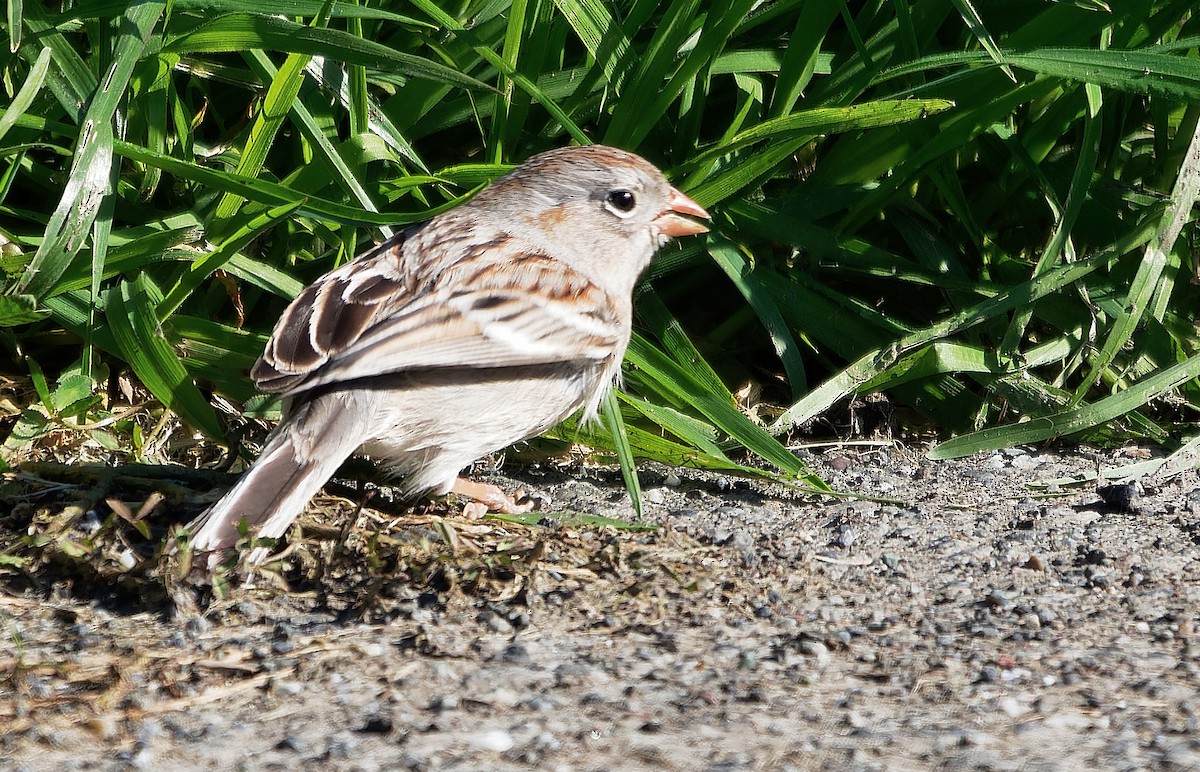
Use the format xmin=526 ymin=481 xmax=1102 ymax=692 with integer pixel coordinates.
xmin=187 ymin=396 xmax=367 ymax=561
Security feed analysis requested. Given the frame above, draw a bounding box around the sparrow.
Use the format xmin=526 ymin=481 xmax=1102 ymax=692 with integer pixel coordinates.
xmin=186 ymin=144 xmax=710 ymax=563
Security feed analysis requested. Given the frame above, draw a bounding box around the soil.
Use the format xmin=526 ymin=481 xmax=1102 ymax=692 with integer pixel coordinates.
xmin=3 ymin=444 xmax=1200 ymax=771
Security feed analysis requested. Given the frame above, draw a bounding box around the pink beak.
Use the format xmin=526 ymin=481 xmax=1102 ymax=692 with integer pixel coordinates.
xmin=655 ymin=187 xmax=710 ymax=238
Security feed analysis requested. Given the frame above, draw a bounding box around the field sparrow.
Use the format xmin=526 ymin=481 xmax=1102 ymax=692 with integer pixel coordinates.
xmin=187 ymin=145 xmax=709 ymax=563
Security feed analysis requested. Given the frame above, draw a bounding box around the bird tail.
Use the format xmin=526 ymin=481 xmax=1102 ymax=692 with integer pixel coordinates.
xmin=186 ymin=396 xmax=366 ymax=564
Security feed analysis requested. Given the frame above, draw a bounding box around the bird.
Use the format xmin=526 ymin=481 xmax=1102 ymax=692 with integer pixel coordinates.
xmin=185 ymin=144 xmax=710 ymax=564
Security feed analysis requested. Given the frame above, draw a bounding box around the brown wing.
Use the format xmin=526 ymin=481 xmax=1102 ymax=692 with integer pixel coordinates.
xmin=251 ymin=229 xmax=623 ymax=396
xmin=252 ymin=230 xmax=419 ymax=393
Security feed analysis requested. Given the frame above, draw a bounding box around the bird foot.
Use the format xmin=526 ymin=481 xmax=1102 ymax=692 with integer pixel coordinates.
xmin=451 ymin=477 xmax=549 ymax=515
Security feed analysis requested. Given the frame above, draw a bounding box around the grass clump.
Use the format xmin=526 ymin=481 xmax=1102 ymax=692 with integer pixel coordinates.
xmin=0 ymin=1 xmax=1198 ymax=492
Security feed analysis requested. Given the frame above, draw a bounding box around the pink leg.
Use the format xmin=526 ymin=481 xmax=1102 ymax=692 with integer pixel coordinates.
xmin=450 ymin=477 xmax=536 ymax=514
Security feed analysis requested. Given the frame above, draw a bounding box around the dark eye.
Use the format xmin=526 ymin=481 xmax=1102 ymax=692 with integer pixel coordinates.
xmin=605 ymin=189 xmax=636 ymax=213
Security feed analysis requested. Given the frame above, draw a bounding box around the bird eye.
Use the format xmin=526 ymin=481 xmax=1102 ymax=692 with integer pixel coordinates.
xmin=605 ymin=189 xmax=637 ymax=214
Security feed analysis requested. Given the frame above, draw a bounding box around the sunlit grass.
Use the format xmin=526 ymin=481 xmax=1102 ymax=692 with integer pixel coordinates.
xmin=1 ymin=1 xmax=1198 ymax=491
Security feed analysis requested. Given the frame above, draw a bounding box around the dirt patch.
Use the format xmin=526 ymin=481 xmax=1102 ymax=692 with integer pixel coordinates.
xmin=4 ymin=445 xmax=1200 ymax=770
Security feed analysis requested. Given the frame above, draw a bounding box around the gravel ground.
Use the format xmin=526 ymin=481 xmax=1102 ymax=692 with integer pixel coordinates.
xmin=4 ymin=444 xmax=1200 ymax=770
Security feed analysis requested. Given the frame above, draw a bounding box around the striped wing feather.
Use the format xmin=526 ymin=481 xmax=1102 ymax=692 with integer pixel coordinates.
xmin=252 ymin=230 xmax=621 ymax=396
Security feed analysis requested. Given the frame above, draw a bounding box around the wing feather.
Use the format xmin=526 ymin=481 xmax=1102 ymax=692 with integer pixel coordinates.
xmin=252 ymin=227 xmax=623 ymax=396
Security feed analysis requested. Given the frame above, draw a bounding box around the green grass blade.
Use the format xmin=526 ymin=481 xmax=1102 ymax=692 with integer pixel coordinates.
xmin=304 ymin=58 xmax=427 ymax=172
xmin=345 ymin=0 xmax=369 ymax=137
xmin=618 ymin=392 xmax=730 ymax=460
xmin=692 ymin=99 xmax=956 ymax=169
xmin=161 ymin=13 xmax=490 ymax=91
xmin=106 ymin=274 xmax=225 ymax=439
xmin=7 ymin=0 xmax=21 ymax=52
xmin=408 ymin=0 xmax=588 ymax=144
xmin=168 ymin=315 xmax=268 ymax=399
xmin=607 ymin=0 xmax=757 ymax=148
xmin=859 ymin=341 xmax=1002 ymax=392
xmin=1162 ymin=434 xmax=1200 ymax=477
xmin=600 ymin=389 xmax=642 ymax=517
xmin=881 ymin=47 xmax=1200 ymax=102
xmin=948 ymin=0 xmax=1016 ymax=82
xmin=223 ymin=253 xmax=305 ymax=300
xmin=0 ymin=46 xmax=50 ymax=143
xmin=627 ymin=333 xmax=827 ymax=489
xmin=636 ymin=288 xmax=734 ymax=403
xmin=245 ymin=50 xmax=388 ymax=233
xmin=105 ymin=136 xmax=453 ymax=227
xmin=157 ymin=201 xmax=304 ymax=320
xmin=62 ymin=0 xmax=431 ymax=23
xmin=769 ymin=225 xmax=1157 ymax=434
xmin=209 ymin=5 xmax=333 ymax=228
xmin=706 ymin=236 xmax=807 ymax=396
xmin=488 ymin=0 xmax=530 ymax=161
xmin=688 ymin=101 xmax=955 ymax=209
xmin=930 ymin=353 xmax=1200 ymax=459
xmin=1073 ymin=116 xmax=1200 ymax=404
xmin=1000 ymin=85 xmax=1101 ymax=358
xmin=552 ymin=0 xmax=632 ymax=89
xmin=16 ymin=0 xmax=165 ymax=298
xmin=1032 ymin=434 xmax=1200 ymax=488
xmin=1003 ymin=48 xmax=1200 ymax=101
xmin=84 ymin=171 xmax=116 ymax=382
xmin=18 ymin=5 xmax=97 ymax=118
xmin=769 ymin=0 xmax=840 ymax=118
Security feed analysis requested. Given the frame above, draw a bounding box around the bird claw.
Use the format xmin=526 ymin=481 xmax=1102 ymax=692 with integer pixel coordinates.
xmin=450 ymin=477 xmax=549 ymax=516
xmin=513 ymin=487 xmax=551 ymax=512
xmin=461 ymin=501 xmax=490 ymax=519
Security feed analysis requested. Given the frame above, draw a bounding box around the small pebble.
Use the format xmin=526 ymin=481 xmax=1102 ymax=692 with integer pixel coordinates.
xmin=115 ymin=549 xmax=138 ymax=571
xmin=79 ymin=510 xmax=103 ymax=536
xmin=501 ymin=643 xmax=531 ymax=665
xmin=481 ymin=609 xmax=512 ymax=634
xmin=1000 ymin=697 xmax=1026 ymax=718
xmin=185 ymin=615 xmax=211 ymax=636
xmin=1098 ymin=482 xmax=1143 ymax=512
xmin=800 ymin=639 xmax=830 ymax=666
xmin=470 ymin=729 xmax=515 ymax=752
xmin=276 ymin=736 xmax=305 ymax=752
xmin=324 ymin=735 xmax=358 ymax=759
xmin=1043 ymin=711 xmax=1092 ymax=730
xmin=1010 ymin=454 xmax=1042 ymax=470
xmin=274 ymin=681 xmax=304 ymax=696
xmin=986 ymin=589 xmax=1013 ymax=608
xmin=85 ymin=716 xmax=119 ymax=740
xmin=359 ymin=714 xmax=393 ymax=734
